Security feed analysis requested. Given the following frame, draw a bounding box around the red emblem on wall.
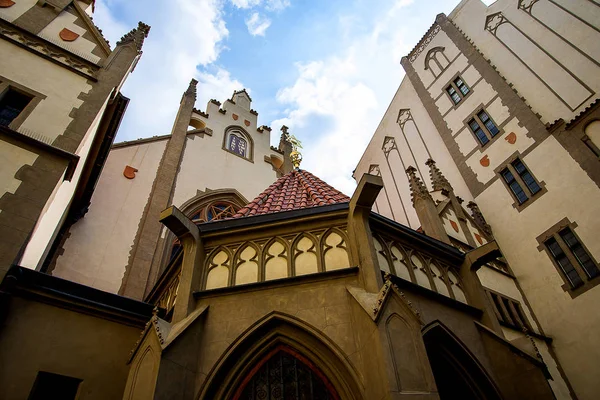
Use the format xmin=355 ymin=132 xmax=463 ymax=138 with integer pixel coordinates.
xmin=474 ymin=233 xmax=484 ymax=245
xmin=59 ymin=28 xmax=80 ymax=42
xmin=244 ymin=119 xmax=251 ymax=127
xmin=123 ymin=165 xmax=138 ymax=179
xmin=480 ymin=155 xmax=490 ymax=167
xmin=232 ymin=113 xmax=239 ymax=120
xmin=505 ymin=132 xmax=517 ymax=144
xmin=0 ymin=0 xmax=15 ymax=8
xmin=450 ymin=220 xmax=459 ymax=233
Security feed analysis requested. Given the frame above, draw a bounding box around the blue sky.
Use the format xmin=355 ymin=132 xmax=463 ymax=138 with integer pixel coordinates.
xmin=95 ymin=0 xmax=478 ymax=194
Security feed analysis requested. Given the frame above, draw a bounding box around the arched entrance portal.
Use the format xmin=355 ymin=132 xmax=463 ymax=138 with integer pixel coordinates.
xmin=232 ymin=345 xmax=340 ymax=400
xmin=423 ymin=322 xmax=502 ymax=400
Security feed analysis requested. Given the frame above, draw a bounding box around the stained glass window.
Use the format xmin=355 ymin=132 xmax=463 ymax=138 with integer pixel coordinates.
xmin=234 ymin=347 xmax=338 ymax=400
xmin=229 ymin=133 xmax=248 ymax=157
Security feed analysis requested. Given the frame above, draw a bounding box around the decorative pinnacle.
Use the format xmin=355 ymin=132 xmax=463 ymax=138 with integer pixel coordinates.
xmin=406 ymin=166 xmax=432 ymax=205
xmin=467 ymin=201 xmax=492 ymax=236
xmin=184 ymin=78 xmax=198 ymax=100
xmin=425 ymin=158 xmax=453 ymax=193
xmin=281 ymin=126 xmax=303 ymax=169
xmin=117 ymin=21 xmax=151 ymax=51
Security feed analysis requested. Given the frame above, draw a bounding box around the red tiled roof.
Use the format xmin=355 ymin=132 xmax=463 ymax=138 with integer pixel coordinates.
xmin=232 ymin=169 xmax=350 ymax=218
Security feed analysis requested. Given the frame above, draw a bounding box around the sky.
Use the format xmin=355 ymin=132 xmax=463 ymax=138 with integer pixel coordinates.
xmin=95 ymin=0 xmax=479 ymax=195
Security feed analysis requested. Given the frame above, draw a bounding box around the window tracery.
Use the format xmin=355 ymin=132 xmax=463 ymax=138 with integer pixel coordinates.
xmin=224 ymin=127 xmax=253 ymax=161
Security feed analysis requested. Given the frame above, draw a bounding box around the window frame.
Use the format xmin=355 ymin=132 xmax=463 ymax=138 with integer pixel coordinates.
xmin=495 ymin=154 xmax=547 ymax=212
xmin=222 ymin=126 xmax=254 ymax=162
xmin=465 ymin=107 xmax=502 ymax=147
xmin=444 ymin=73 xmax=472 ymax=108
xmin=485 ymin=289 xmax=532 ymax=332
xmin=537 ymin=218 xmax=600 ymax=298
xmin=0 ymin=77 xmax=45 ymax=131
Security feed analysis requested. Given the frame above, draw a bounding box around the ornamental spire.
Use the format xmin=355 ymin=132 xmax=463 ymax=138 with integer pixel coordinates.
xmin=281 ymin=126 xmax=303 ymax=169
xmin=406 ymin=166 xmax=432 ymax=205
xmin=116 ymin=21 xmax=151 ymax=51
xmin=467 ymin=201 xmax=493 ymax=236
xmin=425 ymin=158 xmax=453 ymax=193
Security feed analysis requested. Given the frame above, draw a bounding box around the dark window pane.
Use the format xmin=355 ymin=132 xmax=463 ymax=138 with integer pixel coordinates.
xmin=447 ymin=86 xmax=460 ymax=104
xmin=0 ymin=89 xmax=32 ymax=127
xmin=228 ymin=134 xmax=247 ymax=157
xmin=478 ymin=110 xmax=499 ymax=136
xmin=512 ymin=159 xmax=541 ymax=194
xmin=546 ymin=238 xmax=584 ymax=287
xmin=454 ymin=77 xmax=470 ymax=96
xmin=469 ymin=119 xmax=488 ymax=145
xmin=502 ymin=169 xmax=528 ymax=203
xmin=29 ymin=372 xmax=81 ymax=400
xmin=559 ymin=229 xmax=600 ymax=279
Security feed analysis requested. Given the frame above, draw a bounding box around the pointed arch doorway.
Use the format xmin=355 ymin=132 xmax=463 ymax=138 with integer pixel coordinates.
xmin=232 ymin=345 xmax=340 ymax=400
xmin=423 ymin=322 xmax=502 ymax=400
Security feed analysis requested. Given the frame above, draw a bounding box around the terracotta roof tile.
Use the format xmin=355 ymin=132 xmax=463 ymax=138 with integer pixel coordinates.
xmin=232 ymin=169 xmax=350 ymax=218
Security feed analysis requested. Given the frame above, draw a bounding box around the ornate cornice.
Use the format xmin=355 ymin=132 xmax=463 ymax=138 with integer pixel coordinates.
xmin=407 ymin=22 xmax=441 ymax=63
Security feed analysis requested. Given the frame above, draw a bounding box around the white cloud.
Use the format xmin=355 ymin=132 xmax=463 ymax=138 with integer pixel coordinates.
xmin=246 ymin=12 xmax=271 ymax=36
xmin=94 ymin=0 xmax=231 ymax=140
xmin=231 ymin=0 xmax=290 ymax=11
xmin=271 ymin=0 xmax=415 ymax=195
xmin=197 ymin=68 xmax=245 ymax=108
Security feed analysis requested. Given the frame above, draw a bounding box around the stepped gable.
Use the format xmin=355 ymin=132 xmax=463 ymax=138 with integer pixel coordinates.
xmin=232 ymin=169 xmax=350 ymax=218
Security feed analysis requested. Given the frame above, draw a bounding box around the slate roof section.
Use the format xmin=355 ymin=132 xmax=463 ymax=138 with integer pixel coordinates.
xmin=232 ymin=169 xmax=350 ymax=218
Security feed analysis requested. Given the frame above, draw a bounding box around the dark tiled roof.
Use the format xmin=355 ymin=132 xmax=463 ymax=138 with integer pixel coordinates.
xmin=232 ymin=169 xmax=350 ymax=218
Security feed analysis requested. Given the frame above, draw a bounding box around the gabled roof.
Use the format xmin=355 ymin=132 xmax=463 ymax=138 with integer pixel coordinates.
xmin=232 ymin=169 xmax=350 ymax=218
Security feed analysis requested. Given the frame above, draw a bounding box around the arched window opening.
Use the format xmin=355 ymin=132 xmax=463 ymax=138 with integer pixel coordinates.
xmin=232 ymin=345 xmax=340 ymax=400
xmin=224 ymin=127 xmax=253 ymax=160
xmin=424 ymin=47 xmax=450 ymax=78
xmin=190 ymin=201 xmax=239 ymax=224
xmin=423 ymin=323 xmax=502 ymax=400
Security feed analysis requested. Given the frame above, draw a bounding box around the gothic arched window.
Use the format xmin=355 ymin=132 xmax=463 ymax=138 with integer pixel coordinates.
xmin=233 ymin=346 xmax=340 ymax=400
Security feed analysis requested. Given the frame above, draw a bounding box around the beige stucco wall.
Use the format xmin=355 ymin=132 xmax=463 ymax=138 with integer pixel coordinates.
xmin=0 ymin=0 xmax=36 ymax=22
xmin=0 ymin=297 xmax=140 ymax=400
xmin=171 ymin=99 xmax=279 ymax=208
xmin=19 ymin=95 xmax=111 ymax=270
xmin=38 ymin=8 xmax=102 ymax=63
xmin=354 ymin=77 xmax=473 ymax=228
xmin=0 ymin=141 xmax=38 ymax=212
xmin=476 ymin=136 xmax=600 ymax=400
xmin=0 ymin=40 xmax=92 ymax=144
xmin=450 ymin=0 xmax=600 ymax=123
xmin=52 ymin=139 xmax=167 ymax=292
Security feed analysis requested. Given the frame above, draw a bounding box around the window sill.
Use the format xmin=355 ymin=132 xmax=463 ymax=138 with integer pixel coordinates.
xmin=509 ymin=183 xmax=547 ymax=213
xmin=563 ymin=275 xmax=600 ymax=299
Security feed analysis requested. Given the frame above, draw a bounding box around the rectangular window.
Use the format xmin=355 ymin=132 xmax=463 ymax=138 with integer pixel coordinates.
xmin=477 ymin=110 xmax=499 ymax=137
xmin=501 ymin=168 xmax=528 ymax=204
xmin=500 ymin=157 xmax=544 ymax=207
xmin=545 ymin=237 xmax=584 ymax=288
xmin=447 ymin=86 xmax=461 ymax=104
xmin=469 ymin=119 xmax=489 ymax=145
xmin=445 ymin=75 xmax=470 ymax=106
xmin=0 ymin=88 xmax=32 ymax=127
xmin=559 ymin=228 xmax=600 ymax=279
xmin=486 ymin=290 xmax=531 ymax=330
xmin=455 ymin=77 xmax=470 ymax=96
xmin=28 ymin=371 xmax=81 ymax=400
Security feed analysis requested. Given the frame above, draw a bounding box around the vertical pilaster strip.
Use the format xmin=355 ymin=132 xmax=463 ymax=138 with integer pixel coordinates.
xmin=120 ymin=79 xmax=198 ymax=300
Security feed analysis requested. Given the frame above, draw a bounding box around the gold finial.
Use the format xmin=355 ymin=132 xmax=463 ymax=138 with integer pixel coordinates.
xmin=281 ymin=125 xmax=303 ymax=169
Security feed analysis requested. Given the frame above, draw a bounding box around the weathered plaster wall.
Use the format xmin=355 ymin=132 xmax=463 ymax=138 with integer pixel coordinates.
xmin=52 ymin=139 xmax=167 ymax=292
xmin=0 ymin=297 xmax=141 ymax=400
xmin=0 ymin=141 xmax=38 ymax=206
